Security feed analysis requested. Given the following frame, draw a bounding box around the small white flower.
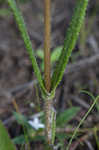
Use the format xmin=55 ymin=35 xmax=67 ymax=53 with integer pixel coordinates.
xmin=30 ymin=102 xmax=35 ymax=108
xmin=28 ymin=117 xmax=45 ymax=130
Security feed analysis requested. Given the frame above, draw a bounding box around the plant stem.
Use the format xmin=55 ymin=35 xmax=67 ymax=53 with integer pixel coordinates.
xmin=44 ymin=0 xmax=51 ymax=92
xmin=44 ymin=99 xmax=53 ymax=145
xmin=44 ymin=0 xmax=53 ymax=145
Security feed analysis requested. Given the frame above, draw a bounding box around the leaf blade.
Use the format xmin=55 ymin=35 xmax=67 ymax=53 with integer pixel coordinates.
xmin=8 ymin=0 xmax=47 ymax=95
xmin=0 ymin=120 xmax=16 ymax=150
xmin=51 ymin=0 xmax=89 ymax=91
xmin=56 ymin=107 xmax=80 ymax=127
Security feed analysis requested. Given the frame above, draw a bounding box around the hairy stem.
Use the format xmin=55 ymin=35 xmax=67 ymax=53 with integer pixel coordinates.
xmin=44 ymin=0 xmax=53 ymax=145
xmin=44 ymin=0 xmax=51 ymax=92
xmin=44 ymin=99 xmax=53 ymax=145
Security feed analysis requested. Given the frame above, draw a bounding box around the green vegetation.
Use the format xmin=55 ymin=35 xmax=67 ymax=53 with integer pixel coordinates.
xmin=0 ymin=121 xmax=16 ymax=150
xmin=2 ymin=0 xmax=99 ymax=150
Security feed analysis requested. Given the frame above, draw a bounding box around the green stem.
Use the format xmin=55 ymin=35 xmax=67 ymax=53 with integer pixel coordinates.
xmin=66 ymin=95 xmax=99 ymax=150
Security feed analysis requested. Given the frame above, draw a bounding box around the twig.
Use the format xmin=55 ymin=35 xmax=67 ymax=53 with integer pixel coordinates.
xmin=70 ymin=95 xmax=90 ymax=109
xmin=65 ymin=53 xmax=99 ymax=75
xmin=6 ymin=80 xmax=36 ymax=94
xmin=85 ymin=140 xmax=94 ymax=150
xmin=69 ymin=132 xmax=93 ymax=150
xmin=87 ymin=36 xmax=99 ymax=54
xmin=12 ymin=98 xmax=20 ymax=113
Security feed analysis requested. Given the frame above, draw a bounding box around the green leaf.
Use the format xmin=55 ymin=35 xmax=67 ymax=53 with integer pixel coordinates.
xmin=36 ymin=46 xmax=62 ymax=72
xmin=36 ymin=46 xmax=62 ymax=63
xmin=51 ymin=0 xmax=89 ymax=91
xmin=51 ymin=46 xmax=62 ymax=64
xmin=36 ymin=49 xmax=44 ymax=60
xmin=8 ymin=0 xmax=47 ymax=96
xmin=13 ymin=112 xmax=29 ymax=128
xmin=56 ymin=107 xmax=80 ymax=127
xmin=80 ymin=90 xmax=95 ymax=101
xmin=66 ymin=95 xmax=99 ymax=150
xmin=13 ymin=135 xmax=25 ymax=144
xmin=0 ymin=120 xmax=16 ymax=150
xmin=81 ymin=90 xmax=99 ymax=113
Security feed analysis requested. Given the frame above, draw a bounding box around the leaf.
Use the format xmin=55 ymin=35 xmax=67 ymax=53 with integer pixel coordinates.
xmin=13 ymin=135 xmax=25 ymax=145
xmin=56 ymin=133 xmax=67 ymax=140
xmin=13 ymin=112 xmax=29 ymax=128
xmin=80 ymin=90 xmax=95 ymax=101
xmin=36 ymin=49 xmax=44 ymax=60
xmin=8 ymin=0 xmax=47 ymax=96
xmin=36 ymin=46 xmax=62 ymax=63
xmin=81 ymin=90 xmax=99 ymax=113
xmin=0 ymin=120 xmax=16 ymax=150
xmin=51 ymin=0 xmax=89 ymax=91
xmin=51 ymin=46 xmax=62 ymax=64
xmin=56 ymin=107 xmax=80 ymax=127
xmin=66 ymin=95 xmax=99 ymax=150
xmin=36 ymin=46 xmax=62 ymax=72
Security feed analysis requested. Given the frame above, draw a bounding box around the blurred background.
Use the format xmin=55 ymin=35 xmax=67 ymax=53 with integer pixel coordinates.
xmin=0 ymin=0 xmax=99 ymax=149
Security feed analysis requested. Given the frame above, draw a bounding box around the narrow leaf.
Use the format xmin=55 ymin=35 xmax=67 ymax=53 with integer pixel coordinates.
xmin=56 ymin=107 xmax=80 ymax=127
xmin=8 ymin=0 xmax=47 ymax=95
xmin=51 ymin=0 xmax=89 ymax=91
xmin=51 ymin=46 xmax=62 ymax=64
xmin=36 ymin=49 xmax=44 ymax=60
xmin=0 ymin=120 xmax=16 ymax=150
xmin=66 ymin=95 xmax=99 ymax=150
